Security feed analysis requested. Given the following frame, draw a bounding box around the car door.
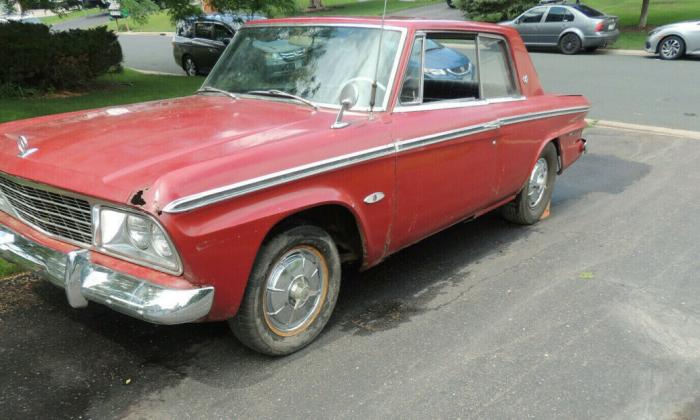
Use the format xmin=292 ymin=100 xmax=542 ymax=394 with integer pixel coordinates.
xmin=390 ymin=32 xmax=501 ymax=250
xmin=192 ymin=22 xmax=217 ymax=72
xmin=540 ymin=6 xmax=576 ymax=45
xmin=211 ymin=23 xmax=233 ymax=65
xmin=515 ymin=7 xmax=547 ymax=44
xmin=687 ymin=22 xmax=700 ymax=53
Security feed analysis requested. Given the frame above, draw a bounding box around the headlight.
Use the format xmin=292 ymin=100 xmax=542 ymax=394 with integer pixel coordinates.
xmin=424 ymin=68 xmax=447 ymax=76
xmin=97 ymin=207 xmax=181 ymax=274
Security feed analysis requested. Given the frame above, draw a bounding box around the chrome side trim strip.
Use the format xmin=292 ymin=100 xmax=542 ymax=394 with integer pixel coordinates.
xmin=163 ymin=106 xmax=590 ymax=213
xmin=163 ymin=144 xmax=396 ymax=213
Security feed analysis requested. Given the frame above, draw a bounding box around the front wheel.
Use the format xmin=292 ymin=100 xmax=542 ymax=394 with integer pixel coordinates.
xmin=658 ymin=35 xmax=685 ymax=60
xmin=182 ymin=55 xmax=198 ymax=76
xmin=501 ymin=143 xmax=558 ymax=225
xmin=559 ymin=33 xmax=582 ymax=55
xmin=229 ymin=225 xmax=341 ymax=356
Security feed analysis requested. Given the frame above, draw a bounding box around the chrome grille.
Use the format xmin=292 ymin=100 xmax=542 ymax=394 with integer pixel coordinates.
xmin=0 ymin=175 xmax=93 ymax=245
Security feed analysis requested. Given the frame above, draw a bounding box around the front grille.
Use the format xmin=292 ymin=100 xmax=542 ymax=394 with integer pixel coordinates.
xmin=0 ymin=175 xmax=93 ymax=244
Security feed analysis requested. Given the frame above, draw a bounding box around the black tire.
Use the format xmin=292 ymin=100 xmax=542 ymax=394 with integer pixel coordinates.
xmin=501 ymin=143 xmax=558 ymax=225
xmin=182 ymin=55 xmax=198 ymax=76
xmin=229 ymin=225 xmax=341 ymax=356
xmin=658 ymin=35 xmax=685 ymax=60
xmin=559 ymin=33 xmax=582 ymax=55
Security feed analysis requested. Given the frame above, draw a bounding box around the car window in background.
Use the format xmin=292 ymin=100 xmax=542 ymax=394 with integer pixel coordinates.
xmin=478 ymin=37 xmax=518 ymax=99
xmin=213 ymin=24 xmax=232 ymax=42
xmin=546 ymin=7 xmax=575 ymax=23
xmin=195 ymin=22 xmax=213 ymax=39
xmin=573 ymin=4 xmax=604 ymax=17
xmin=521 ymin=8 xmax=546 ymax=23
xmin=422 ymin=33 xmax=479 ymax=103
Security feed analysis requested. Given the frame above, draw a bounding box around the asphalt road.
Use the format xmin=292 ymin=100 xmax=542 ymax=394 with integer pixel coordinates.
xmin=1 ymin=126 xmax=699 ymax=419
xmin=50 ymin=11 xmax=110 ymax=31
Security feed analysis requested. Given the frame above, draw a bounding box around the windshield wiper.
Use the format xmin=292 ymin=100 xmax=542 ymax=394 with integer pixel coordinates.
xmin=246 ymin=90 xmax=318 ymax=110
xmin=196 ymin=86 xmax=239 ymax=100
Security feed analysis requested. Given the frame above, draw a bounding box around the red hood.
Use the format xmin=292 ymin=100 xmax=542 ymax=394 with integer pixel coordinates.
xmin=0 ymin=95 xmax=338 ymax=212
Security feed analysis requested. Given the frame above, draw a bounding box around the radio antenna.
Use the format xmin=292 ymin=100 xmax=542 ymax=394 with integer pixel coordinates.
xmin=369 ymin=0 xmax=389 ymax=117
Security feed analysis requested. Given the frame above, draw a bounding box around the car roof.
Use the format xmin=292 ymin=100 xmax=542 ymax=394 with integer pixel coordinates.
xmin=246 ymin=16 xmax=517 ymax=37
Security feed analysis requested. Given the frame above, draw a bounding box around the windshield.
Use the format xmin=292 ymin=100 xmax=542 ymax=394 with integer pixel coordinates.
xmin=203 ymin=25 xmax=403 ymax=109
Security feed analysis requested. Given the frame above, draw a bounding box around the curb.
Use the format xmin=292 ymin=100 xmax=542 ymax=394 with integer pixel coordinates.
xmin=127 ymin=67 xmax=185 ymax=76
xmin=598 ymin=49 xmax=648 ymax=57
xmin=588 ymin=119 xmax=700 ymax=140
xmin=117 ymin=31 xmax=175 ymax=36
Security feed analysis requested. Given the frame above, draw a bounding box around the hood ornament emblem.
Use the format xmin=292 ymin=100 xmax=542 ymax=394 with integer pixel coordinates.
xmin=17 ymin=135 xmax=37 ymax=158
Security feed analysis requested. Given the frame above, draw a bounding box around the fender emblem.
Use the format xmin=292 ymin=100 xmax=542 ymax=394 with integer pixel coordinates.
xmin=17 ymin=135 xmax=38 ymax=158
xmin=363 ymin=192 xmax=385 ymax=204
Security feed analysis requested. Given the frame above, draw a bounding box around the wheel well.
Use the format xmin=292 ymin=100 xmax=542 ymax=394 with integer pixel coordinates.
xmin=551 ymin=138 xmax=563 ymax=173
xmin=266 ymin=205 xmax=364 ymax=266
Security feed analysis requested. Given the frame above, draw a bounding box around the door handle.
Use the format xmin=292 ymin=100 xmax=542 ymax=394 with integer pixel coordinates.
xmin=483 ymin=122 xmax=502 ymax=130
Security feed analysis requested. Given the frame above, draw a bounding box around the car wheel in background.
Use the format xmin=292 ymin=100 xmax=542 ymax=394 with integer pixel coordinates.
xmin=559 ymin=33 xmax=582 ymax=55
xmin=500 ymin=143 xmax=558 ymax=225
xmin=658 ymin=36 xmax=685 ymax=60
xmin=183 ymin=55 xmax=198 ymax=76
xmin=229 ymin=225 xmax=341 ymax=356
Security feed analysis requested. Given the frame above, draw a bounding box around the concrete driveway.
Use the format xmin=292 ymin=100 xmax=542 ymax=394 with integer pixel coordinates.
xmin=1 ymin=126 xmax=699 ymax=419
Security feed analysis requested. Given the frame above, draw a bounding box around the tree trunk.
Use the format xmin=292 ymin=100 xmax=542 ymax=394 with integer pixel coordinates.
xmin=639 ymin=0 xmax=650 ymax=29
xmin=309 ymin=0 xmax=323 ymax=10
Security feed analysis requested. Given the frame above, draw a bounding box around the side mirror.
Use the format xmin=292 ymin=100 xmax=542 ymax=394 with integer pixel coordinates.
xmin=514 ymin=18 xmax=521 ymax=24
xmin=222 ymin=38 xmax=231 ymax=45
xmin=331 ymin=83 xmax=359 ymax=129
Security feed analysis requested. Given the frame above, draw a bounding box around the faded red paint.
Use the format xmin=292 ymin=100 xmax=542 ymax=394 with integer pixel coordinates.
xmin=0 ymin=18 xmax=588 ymax=321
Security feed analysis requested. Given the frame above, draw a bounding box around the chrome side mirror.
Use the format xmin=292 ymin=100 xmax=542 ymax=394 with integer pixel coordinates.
xmin=332 ymin=83 xmax=359 ymax=129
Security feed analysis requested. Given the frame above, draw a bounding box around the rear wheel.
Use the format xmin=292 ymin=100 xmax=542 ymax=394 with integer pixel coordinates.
xmin=229 ymin=225 xmax=341 ymax=356
xmin=183 ymin=55 xmax=198 ymax=76
xmin=559 ymin=33 xmax=582 ymax=55
xmin=658 ymin=36 xmax=685 ymax=60
xmin=501 ymin=143 xmax=558 ymax=225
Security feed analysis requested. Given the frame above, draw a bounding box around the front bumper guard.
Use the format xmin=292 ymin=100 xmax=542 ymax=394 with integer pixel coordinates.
xmin=0 ymin=224 xmax=214 ymax=325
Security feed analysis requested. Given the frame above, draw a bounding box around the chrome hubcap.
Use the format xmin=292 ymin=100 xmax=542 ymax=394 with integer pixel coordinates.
xmin=661 ymin=39 xmax=681 ymax=58
xmin=264 ymin=247 xmax=327 ymax=335
xmin=185 ymin=59 xmax=195 ymax=75
xmin=527 ymin=158 xmax=549 ymax=208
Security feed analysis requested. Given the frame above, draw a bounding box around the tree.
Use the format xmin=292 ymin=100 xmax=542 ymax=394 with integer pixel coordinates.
xmin=457 ymin=0 xmax=536 ymax=22
xmin=308 ymin=0 xmax=323 ymax=10
xmin=120 ymin=0 xmax=159 ymax=26
xmin=162 ymin=0 xmax=296 ymax=23
xmin=0 ymin=0 xmax=81 ymax=16
xmin=639 ymin=0 xmax=650 ymax=29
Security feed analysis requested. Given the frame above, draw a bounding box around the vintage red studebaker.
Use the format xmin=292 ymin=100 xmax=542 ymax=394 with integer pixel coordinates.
xmin=0 ymin=17 xmax=588 ymax=355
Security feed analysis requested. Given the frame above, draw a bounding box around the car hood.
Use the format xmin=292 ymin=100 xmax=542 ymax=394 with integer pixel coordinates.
xmin=0 ymin=95 xmax=332 ymax=212
xmin=654 ymin=20 xmax=700 ymax=32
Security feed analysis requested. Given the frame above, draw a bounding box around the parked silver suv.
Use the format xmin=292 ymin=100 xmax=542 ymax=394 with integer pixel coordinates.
xmin=501 ymin=1 xmax=619 ymax=55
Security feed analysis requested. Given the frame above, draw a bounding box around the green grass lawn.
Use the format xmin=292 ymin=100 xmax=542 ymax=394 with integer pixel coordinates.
xmin=294 ymin=0 xmax=440 ymax=16
xmin=0 ymin=69 xmax=203 ymax=275
xmin=106 ymin=10 xmax=174 ymax=32
xmin=587 ymin=0 xmax=700 ymax=49
xmin=0 ymin=69 xmax=203 ymax=124
xmin=40 ymin=7 xmax=103 ymax=26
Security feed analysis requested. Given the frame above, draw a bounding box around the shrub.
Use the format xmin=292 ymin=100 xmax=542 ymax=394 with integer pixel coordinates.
xmin=0 ymin=22 xmax=122 ymax=96
xmin=458 ymin=0 xmax=537 ymax=22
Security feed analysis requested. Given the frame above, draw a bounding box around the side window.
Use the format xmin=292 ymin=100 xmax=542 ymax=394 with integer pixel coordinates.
xmin=478 ymin=37 xmax=518 ymax=99
xmin=213 ymin=25 xmax=232 ymax=42
xmin=520 ymin=8 xmax=546 ymax=23
xmin=194 ymin=22 xmax=213 ymax=39
xmin=400 ymin=36 xmax=424 ymax=104
xmin=546 ymin=7 xmax=575 ymax=23
xmin=422 ymin=34 xmax=479 ymax=103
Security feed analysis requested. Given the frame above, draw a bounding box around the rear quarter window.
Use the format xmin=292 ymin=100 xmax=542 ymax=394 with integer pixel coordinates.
xmin=573 ymin=5 xmax=604 ymax=17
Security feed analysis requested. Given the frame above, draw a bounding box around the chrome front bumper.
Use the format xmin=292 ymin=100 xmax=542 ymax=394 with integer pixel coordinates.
xmin=0 ymin=224 xmax=214 ymax=325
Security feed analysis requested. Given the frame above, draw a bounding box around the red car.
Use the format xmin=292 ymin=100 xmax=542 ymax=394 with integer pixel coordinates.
xmin=0 ymin=17 xmax=588 ymax=355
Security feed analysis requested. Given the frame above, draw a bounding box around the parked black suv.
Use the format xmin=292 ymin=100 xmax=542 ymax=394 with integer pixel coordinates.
xmin=173 ymin=13 xmax=265 ymax=76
